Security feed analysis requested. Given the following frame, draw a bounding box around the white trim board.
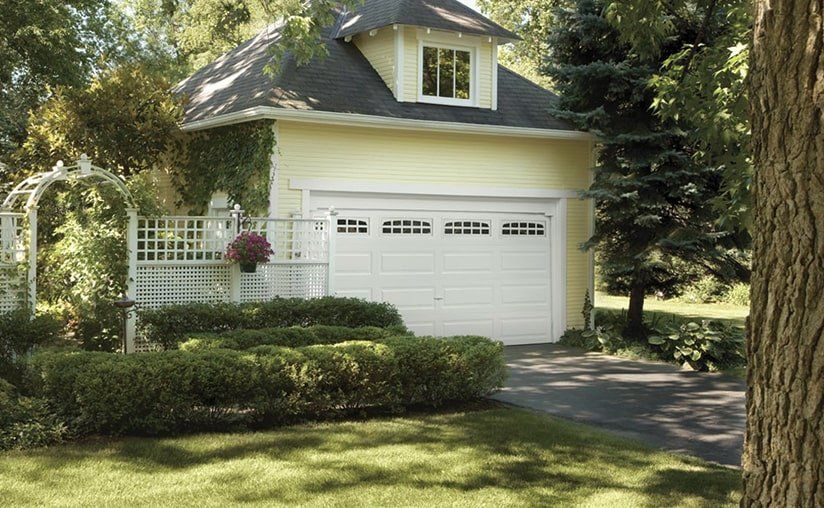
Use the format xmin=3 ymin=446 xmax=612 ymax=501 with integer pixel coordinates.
xmin=289 ymin=178 xmax=581 ymax=199
xmin=180 ymin=106 xmax=594 ymax=141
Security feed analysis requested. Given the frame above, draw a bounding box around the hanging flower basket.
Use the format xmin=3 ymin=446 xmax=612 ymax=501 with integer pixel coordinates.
xmin=226 ymin=232 xmax=273 ymax=274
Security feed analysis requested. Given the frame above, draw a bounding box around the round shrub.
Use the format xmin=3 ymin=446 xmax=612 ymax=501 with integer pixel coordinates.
xmin=723 ymin=283 xmax=750 ymax=306
xmin=29 ymin=335 xmax=506 ymax=436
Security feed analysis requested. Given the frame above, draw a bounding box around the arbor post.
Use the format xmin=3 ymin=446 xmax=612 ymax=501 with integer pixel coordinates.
xmin=326 ymin=206 xmax=338 ymax=296
xmin=26 ymin=205 xmax=37 ymax=318
xmin=125 ymin=208 xmax=138 ymax=353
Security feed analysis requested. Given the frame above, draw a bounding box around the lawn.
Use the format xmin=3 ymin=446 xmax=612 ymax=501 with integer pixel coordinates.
xmin=596 ymin=292 xmax=749 ymax=328
xmin=0 ymin=407 xmax=740 ymax=507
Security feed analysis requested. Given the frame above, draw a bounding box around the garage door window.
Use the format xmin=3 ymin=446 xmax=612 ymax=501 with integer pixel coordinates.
xmin=502 ymin=221 xmax=546 ymax=236
xmin=382 ymin=219 xmax=432 ymax=235
xmin=444 ymin=220 xmax=491 ymax=235
xmin=337 ymin=218 xmax=369 ymax=234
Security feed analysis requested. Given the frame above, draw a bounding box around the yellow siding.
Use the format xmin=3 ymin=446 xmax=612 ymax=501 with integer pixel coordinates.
xmin=402 ymin=28 xmax=494 ymax=107
xmin=277 ymin=121 xmax=592 ymax=328
xmin=353 ymin=29 xmax=397 ymax=97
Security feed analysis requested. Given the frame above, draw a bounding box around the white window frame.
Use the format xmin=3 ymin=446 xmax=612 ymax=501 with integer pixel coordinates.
xmin=417 ymin=38 xmax=478 ymax=107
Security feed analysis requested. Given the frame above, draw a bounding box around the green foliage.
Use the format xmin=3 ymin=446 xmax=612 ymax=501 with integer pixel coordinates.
xmin=11 ymin=63 xmax=182 ymax=176
xmin=138 ymin=297 xmax=406 ymax=350
xmin=677 ymin=276 xmax=728 ymax=304
xmin=0 ymin=0 xmax=137 ymax=157
xmin=179 ymin=325 xmax=403 ymax=351
xmin=546 ymin=0 xmax=735 ymax=331
xmin=606 ymin=0 xmax=752 ymax=235
xmin=171 ymin=120 xmax=274 ymax=213
xmin=723 ymin=282 xmax=749 ymax=306
xmin=0 ymin=310 xmax=64 ymax=386
xmin=0 ymin=379 xmax=68 ymax=451
xmin=648 ymin=320 xmax=745 ymax=371
xmin=30 ymin=335 xmax=506 ymax=435
xmin=478 ymin=0 xmax=559 ymax=88
xmin=582 ymin=290 xmax=594 ymax=330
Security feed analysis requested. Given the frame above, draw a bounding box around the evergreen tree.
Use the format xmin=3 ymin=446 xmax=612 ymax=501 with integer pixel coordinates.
xmin=545 ymin=0 xmax=725 ymax=335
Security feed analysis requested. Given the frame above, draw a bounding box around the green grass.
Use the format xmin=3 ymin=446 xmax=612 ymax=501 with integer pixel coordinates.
xmin=595 ymin=292 xmax=749 ymax=328
xmin=0 ymin=407 xmax=740 ymax=507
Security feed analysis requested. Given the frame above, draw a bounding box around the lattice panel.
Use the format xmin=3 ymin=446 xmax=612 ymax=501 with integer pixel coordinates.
xmin=0 ymin=213 xmax=26 ymax=314
xmin=137 ymin=217 xmax=233 ymax=262
xmin=135 ymin=265 xmax=232 ymax=309
xmin=0 ymin=269 xmax=24 ymax=314
xmin=239 ymin=263 xmax=329 ymax=302
xmin=0 ymin=213 xmax=25 ymax=265
xmin=245 ymin=218 xmax=330 ymax=262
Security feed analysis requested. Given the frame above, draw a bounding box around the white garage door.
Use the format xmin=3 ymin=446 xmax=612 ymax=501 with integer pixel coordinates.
xmin=311 ymin=193 xmax=565 ymax=345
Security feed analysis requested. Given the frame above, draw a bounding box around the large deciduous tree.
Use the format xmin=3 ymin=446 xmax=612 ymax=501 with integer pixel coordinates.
xmin=743 ymin=0 xmax=823 ymax=504
xmin=546 ymin=0 xmax=727 ymax=335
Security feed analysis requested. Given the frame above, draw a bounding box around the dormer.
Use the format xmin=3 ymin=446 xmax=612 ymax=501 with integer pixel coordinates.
xmin=336 ymin=0 xmax=519 ymax=110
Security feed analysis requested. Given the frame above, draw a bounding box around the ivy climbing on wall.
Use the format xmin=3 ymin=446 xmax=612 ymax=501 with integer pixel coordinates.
xmin=171 ymin=120 xmax=275 ymax=214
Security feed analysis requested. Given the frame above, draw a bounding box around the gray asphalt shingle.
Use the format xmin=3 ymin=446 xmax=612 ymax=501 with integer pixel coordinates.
xmin=175 ymin=4 xmax=576 ymax=132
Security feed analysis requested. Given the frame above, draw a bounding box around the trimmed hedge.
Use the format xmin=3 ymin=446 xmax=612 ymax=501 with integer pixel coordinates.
xmin=1 ymin=310 xmax=63 ymax=386
xmin=138 ymin=297 xmax=406 ymax=350
xmin=30 ymin=336 xmax=506 ymax=436
xmin=179 ymin=325 xmax=403 ymax=351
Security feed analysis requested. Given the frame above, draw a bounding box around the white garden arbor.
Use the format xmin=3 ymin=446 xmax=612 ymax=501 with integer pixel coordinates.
xmin=0 ymin=154 xmax=138 ymax=321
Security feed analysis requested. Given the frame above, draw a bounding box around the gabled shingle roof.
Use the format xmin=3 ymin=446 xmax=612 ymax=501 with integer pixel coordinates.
xmin=175 ymin=8 xmax=577 ymax=133
xmin=336 ymin=0 xmax=519 ymax=40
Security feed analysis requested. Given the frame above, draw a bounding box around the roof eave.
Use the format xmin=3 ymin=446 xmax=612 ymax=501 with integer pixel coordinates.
xmin=180 ymin=106 xmax=594 ymax=141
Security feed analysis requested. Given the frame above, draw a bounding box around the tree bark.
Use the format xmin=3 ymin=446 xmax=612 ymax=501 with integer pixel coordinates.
xmin=625 ymin=279 xmax=645 ymax=337
xmin=744 ymin=0 xmax=824 ymax=505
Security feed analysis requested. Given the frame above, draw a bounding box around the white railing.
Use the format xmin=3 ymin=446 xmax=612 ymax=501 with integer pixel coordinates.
xmin=0 ymin=212 xmax=25 ymax=313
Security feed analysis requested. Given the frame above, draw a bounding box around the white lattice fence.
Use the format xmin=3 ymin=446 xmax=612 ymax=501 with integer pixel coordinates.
xmin=133 ymin=213 xmax=334 ymax=350
xmin=0 ymin=212 xmax=26 ymax=314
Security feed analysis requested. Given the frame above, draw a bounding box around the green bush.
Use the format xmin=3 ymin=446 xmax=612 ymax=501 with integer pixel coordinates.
xmin=138 ymin=297 xmax=406 ymax=350
xmin=648 ymin=321 xmax=745 ymax=371
xmin=179 ymin=325 xmax=402 ymax=351
xmin=0 ymin=379 xmax=68 ymax=451
xmin=0 ymin=310 xmax=64 ymax=386
xmin=29 ymin=335 xmax=505 ymax=436
xmin=722 ymin=283 xmax=750 ymax=306
xmin=678 ymin=276 xmax=728 ymax=304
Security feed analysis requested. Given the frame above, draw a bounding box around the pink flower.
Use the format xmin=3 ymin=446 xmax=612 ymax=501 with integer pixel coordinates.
xmin=226 ymin=232 xmax=274 ymax=264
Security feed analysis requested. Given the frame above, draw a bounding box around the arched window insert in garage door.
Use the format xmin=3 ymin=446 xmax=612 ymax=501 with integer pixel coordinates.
xmin=443 ymin=220 xmax=491 ymax=235
xmin=502 ymin=221 xmax=546 ymax=236
xmin=381 ymin=219 xmax=433 ymax=235
xmin=337 ymin=218 xmax=369 ymax=234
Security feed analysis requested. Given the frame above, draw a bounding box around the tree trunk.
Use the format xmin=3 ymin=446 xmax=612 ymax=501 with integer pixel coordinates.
xmin=744 ymin=0 xmax=824 ymax=505
xmin=625 ymin=279 xmax=645 ymax=338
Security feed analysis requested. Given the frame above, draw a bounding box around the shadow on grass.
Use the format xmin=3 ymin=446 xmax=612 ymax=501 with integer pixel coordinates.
xmin=3 ymin=406 xmax=741 ymax=506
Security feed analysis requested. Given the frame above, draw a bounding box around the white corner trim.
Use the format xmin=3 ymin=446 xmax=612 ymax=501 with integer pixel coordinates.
xmin=181 ymin=106 xmax=594 ymax=141
xmin=289 ymin=178 xmax=581 ymax=199
xmin=491 ymin=42 xmax=499 ymax=111
xmin=552 ymin=198 xmax=568 ymax=339
xmin=394 ymin=25 xmax=405 ymax=101
xmin=267 ymin=121 xmax=280 ymax=218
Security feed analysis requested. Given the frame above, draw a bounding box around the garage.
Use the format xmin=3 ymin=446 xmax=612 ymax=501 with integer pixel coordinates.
xmin=309 ymin=190 xmax=567 ymax=345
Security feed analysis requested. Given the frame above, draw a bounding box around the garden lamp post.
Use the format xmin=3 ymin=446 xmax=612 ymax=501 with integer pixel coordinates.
xmin=113 ymin=294 xmax=136 ymax=354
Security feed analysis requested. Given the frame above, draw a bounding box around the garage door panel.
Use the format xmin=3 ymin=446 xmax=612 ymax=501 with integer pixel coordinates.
xmin=442 ymin=252 xmax=494 ymax=273
xmin=443 ymin=319 xmax=495 ymax=337
xmin=501 ymin=252 xmax=549 ymax=272
xmin=443 ymin=286 xmax=494 ymax=307
xmin=381 ymin=287 xmax=436 ymax=310
xmin=406 ymin=322 xmax=436 ymax=336
xmin=335 ymin=288 xmax=374 ymax=300
xmin=501 ymin=317 xmax=551 ymax=339
xmin=380 ymin=252 xmax=435 ymax=274
xmin=501 ymin=284 xmax=549 ymax=305
xmin=336 ymin=252 xmax=372 ymax=275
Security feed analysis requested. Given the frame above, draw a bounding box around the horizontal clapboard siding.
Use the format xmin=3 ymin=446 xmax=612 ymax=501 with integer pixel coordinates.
xmin=277 ymin=120 xmax=592 ymax=326
xmin=354 ymin=29 xmax=397 ymax=97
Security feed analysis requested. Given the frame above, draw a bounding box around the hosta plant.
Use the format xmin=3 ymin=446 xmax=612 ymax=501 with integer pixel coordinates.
xmin=648 ymin=320 xmax=745 ymax=371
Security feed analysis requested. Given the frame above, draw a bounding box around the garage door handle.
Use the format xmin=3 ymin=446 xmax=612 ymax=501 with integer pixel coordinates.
xmin=434 ymin=297 xmax=444 ymax=301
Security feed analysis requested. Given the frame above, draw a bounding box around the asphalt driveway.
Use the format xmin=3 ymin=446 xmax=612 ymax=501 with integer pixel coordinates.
xmin=491 ymin=344 xmax=746 ymax=467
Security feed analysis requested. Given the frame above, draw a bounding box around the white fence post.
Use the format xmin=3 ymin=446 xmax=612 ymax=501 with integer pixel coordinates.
xmin=228 ymin=204 xmax=244 ymax=303
xmin=326 ymin=206 xmax=338 ymax=297
xmin=26 ymin=205 xmax=37 ymax=317
xmin=125 ymin=208 xmax=138 ymax=353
